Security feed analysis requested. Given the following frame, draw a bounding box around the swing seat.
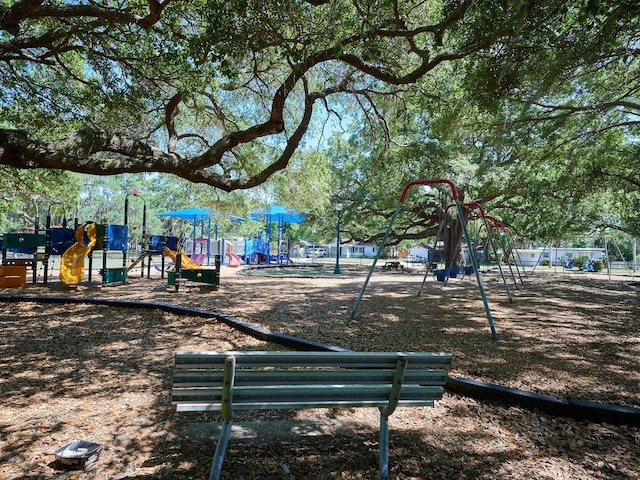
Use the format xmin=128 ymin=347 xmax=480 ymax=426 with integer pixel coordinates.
xmin=154 ymin=262 xmax=173 ymax=272
xmin=580 ymin=260 xmax=594 ymax=272
xmin=434 ymin=268 xmax=450 ymax=282
xmin=449 ymin=267 xmax=462 ymax=278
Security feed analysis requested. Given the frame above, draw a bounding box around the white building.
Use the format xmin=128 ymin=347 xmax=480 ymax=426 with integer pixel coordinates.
xmin=406 ymin=242 xmax=450 ymax=264
xmin=407 ymin=244 xmax=433 ymax=263
xmin=328 ymin=240 xmax=378 ymax=258
xmin=514 ymin=247 xmax=606 ymax=267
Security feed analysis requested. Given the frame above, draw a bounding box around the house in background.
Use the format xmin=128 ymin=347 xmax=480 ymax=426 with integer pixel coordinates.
xmin=407 ymin=244 xmax=432 ymax=263
xmin=515 ymin=247 xmax=606 ymax=267
xmin=406 ymin=242 xmax=451 ymax=264
xmin=328 ymin=240 xmax=377 ymax=258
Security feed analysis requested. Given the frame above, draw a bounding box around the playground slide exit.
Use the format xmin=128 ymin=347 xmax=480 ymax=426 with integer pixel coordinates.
xmin=163 ymin=247 xmax=202 ymax=270
xmin=226 ymin=252 xmax=241 ymax=267
xmin=59 ymin=223 xmax=98 ymax=286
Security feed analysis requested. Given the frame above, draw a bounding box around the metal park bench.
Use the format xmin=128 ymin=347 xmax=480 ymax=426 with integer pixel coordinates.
xmin=172 ymin=350 xmax=453 ymax=479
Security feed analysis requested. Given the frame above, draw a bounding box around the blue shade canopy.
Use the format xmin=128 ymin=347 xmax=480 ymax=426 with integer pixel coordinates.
xmin=155 ymin=208 xmax=213 ymax=221
xmin=250 ymin=205 xmax=306 ymax=224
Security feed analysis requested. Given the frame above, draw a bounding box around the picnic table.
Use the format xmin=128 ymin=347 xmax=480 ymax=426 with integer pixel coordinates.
xmin=382 ymin=261 xmax=404 ymax=271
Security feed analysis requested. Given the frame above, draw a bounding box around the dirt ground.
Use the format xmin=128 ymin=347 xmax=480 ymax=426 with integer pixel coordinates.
xmin=1 ymin=264 xmax=639 ymax=479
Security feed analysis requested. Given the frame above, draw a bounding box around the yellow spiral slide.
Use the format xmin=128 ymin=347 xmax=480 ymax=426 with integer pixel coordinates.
xmin=59 ymin=223 xmax=98 ymax=286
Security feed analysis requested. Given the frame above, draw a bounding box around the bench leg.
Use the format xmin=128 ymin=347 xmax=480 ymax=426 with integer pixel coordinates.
xmin=379 ymin=413 xmax=390 ymax=478
xmin=209 ymin=420 xmax=233 ymax=480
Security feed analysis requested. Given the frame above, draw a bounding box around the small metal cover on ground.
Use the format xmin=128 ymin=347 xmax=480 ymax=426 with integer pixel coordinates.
xmin=54 ymin=440 xmax=103 ymax=468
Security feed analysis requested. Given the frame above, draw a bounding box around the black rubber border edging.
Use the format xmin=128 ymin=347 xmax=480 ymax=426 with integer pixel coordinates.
xmin=1 ymin=294 xmax=638 ymax=426
xmin=445 ymin=377 xmax=640 ymax=426
xmin=624 ymin=281 xmax=640 ymax=292
xmin=0 ymin=295 xmax=350 ymax=353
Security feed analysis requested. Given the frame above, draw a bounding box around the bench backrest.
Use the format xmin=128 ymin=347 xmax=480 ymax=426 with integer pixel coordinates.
xmin=172 ymin=351 xmax=452 ymax=414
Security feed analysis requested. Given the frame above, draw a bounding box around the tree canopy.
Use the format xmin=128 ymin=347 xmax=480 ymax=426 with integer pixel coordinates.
xmin=1 ymin=0 xmax=639 ymax=241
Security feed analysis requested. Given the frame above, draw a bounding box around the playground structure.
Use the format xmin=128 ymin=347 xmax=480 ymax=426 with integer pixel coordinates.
xmin=85 ymin=191 xmax=175 ymax=287
xmin=0 ymin=193 xmax=184 ymax=288
xmin=113 ymin=190 xmax=179 ymax=283
xmin=532 ymin=238 xmax=591 ymax=273
xmin=0 ymin=217 xmax=130 ymax=288
xmin=246 ymin=206 xmax=305 ymax=265
xmin=152 ymin=205 xmax=307 ymax=284
xmin=1 ymin=202 xmax=306 ymax=288
xmin=351 ymin=179 xmax=498 ymax=339
xmin=11 ymin=202 xmax=228 ymax=290
xmin=154 ymin=208 xmax=226 ymax=290
xmin=0 ymin=217 xmax=195 ymax=289
xmin=95 ymin=196 xmax=226 ymax=286
xmin=57 ymin=220 xmax=172 ymax=287
xmin=0 ymin=204 xmax=79 ymax=287
xmin=163 ymin=246 xmax=221 ymax=290
xmin=528 ymin=235 xmax=635 ymax=277
xmin=155 ymin=208 xmax=220 ymax=266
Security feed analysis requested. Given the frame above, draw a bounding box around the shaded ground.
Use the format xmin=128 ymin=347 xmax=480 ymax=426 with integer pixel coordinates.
xmin=1 ymin=265 xmax=639 ymax=479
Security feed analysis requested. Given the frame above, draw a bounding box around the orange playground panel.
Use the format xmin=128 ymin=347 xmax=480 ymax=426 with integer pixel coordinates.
xmin=0 ymin=265 xmax=27 ymax=288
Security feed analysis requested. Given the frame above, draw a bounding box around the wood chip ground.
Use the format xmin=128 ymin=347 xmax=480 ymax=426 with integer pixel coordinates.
xmin=1 ymin=265 xmax=638 ymax=479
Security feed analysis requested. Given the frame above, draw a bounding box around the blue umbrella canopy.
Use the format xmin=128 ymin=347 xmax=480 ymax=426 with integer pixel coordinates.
xmin=250 ymin=205 xmax=306 ymax=224
xmin=155 ymin=208 xmax=213 ymax=221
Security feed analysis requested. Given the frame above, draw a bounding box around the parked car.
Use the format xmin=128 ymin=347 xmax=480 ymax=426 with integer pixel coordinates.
xmin=306 ymin=247 xmax=328 ymax=258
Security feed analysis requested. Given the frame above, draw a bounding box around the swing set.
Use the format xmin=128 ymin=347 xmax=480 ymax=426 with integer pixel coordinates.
xmin=603 ymin=235 xmax=635 ymax=278
xmin=416 ymin=202 xmax=516 ymax=305
xmin=481 ymin=213 xmax=526 ymax=290
xmin=531 ymin=235 xmax=634 ymax=277
xmin=350 ymin=179 xmax=499 ymax=340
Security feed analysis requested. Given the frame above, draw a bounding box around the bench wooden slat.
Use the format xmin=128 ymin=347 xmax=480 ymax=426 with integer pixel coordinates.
xmin=176 ymin=399 xmax=436 ymax=412
xmin=175 ymin=350 xmax=453 ymax=369
xmin=172 ymin=384 xmax=444 ymax=406
xmin=173 ymin=368 xmax=449 ymax=387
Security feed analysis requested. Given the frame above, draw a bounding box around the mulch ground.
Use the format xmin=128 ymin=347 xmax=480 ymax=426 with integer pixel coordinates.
xmin=0 ymin=264 xmax=639 ymax=479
